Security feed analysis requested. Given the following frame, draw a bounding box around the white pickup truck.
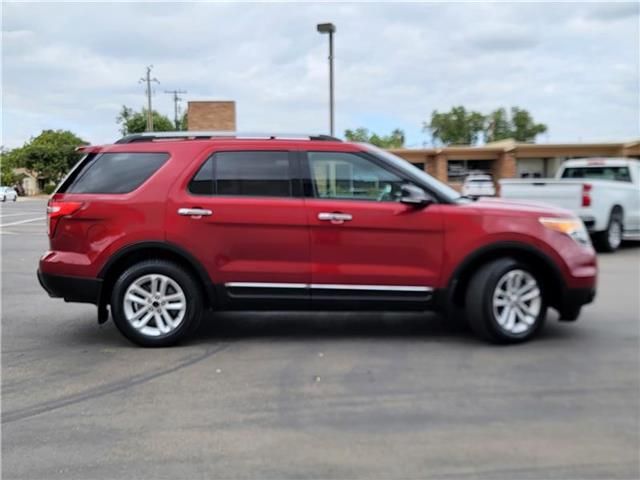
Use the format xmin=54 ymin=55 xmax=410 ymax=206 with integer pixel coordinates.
xmin=500 ymin=158 xmax=640 ymax=252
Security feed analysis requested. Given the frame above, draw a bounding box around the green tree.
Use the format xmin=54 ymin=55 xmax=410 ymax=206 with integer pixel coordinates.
xmin=12 ymin=130 xmax=87 ymax=184
xmin=485 ymin=107 xmax=547 ymax=142
xmin=1 ymin=147 xmax=21 ymax=185
xmin=424 ymin=106 xmax=486 ymax=145
xmin=510 ymin=107 xmax=547 ymax=142
xmin=177 ymin=112 xmax=188 ymax=131
xmin=344 ymin=128 xmax=405 ymax=148
xmin=116 ymin=105 xmax=176 ymax=135
xmin=484 ymin=108 xmax=512 ymax=142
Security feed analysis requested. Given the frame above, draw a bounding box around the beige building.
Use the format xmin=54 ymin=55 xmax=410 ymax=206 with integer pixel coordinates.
xmin=391 ymin=139 xmax=640 ymax=188
xmin=13 ymin=168 xmax=41 ymax=196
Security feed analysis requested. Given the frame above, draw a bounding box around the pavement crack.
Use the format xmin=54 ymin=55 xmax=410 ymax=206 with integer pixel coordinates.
xmin=1 ymin=343 xmax=230 ymax=424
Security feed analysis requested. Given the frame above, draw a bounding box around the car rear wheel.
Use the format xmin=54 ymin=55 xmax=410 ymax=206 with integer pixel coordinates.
xmin=594 ymin=211 xmax=623 ymax=253
xmin=110 ymin=259 xmax=202 ymax=347
xmin=465 ymin=258 xmax=546 ymax=343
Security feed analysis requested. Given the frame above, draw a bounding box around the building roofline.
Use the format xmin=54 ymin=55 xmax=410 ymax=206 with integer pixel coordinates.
xmin=389 ymin=139 xmax=640 ymax=155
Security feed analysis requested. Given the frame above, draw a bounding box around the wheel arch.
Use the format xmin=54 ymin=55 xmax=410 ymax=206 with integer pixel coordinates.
xmin=98 ymin=241 xmax=217 ymax=309
xmin=446 ymin=241 xmax=565 ymax=311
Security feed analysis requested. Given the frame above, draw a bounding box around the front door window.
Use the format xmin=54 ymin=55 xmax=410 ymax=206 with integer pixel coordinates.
xmin=308 ymin=152 xmax=404 ymax=202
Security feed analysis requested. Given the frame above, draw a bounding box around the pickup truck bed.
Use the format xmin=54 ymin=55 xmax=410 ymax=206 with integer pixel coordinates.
xmin=500 ymin=158 xmax=640 ymax=252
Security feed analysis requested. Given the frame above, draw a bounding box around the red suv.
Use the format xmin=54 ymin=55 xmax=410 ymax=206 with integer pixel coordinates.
xmin=38 ymin=133 xmax=597 ymax=347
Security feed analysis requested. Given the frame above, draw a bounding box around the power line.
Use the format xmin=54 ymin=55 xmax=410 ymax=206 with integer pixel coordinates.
xmin=139 ymin=66 xmax=160 ymax=132
xmin=165 ymin=89 xmax=188 ymax=130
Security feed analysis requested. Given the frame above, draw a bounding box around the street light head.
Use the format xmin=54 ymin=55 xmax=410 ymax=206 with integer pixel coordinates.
xmin=317 ymin=22 xmax=336 ymax=34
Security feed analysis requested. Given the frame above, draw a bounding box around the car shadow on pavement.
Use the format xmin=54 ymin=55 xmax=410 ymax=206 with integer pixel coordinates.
xmin=58 ymin=310 xmax=585 ymax=349
xmin=190 ymin=311 xmax=480 ymax=346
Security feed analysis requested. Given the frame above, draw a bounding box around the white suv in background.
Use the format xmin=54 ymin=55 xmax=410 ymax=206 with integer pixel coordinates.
xmin=0 ymin=187 xmax=18 ymax=202
xmin=461 ymin=173 xmax=496 ymax=198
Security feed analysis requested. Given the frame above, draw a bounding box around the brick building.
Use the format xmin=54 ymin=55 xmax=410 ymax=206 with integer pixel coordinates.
xmin=187 ymin=101 xmax=236 ymax=131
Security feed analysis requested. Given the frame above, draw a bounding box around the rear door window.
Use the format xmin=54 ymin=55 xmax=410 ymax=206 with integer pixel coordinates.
xmin=188 ymin=151 xmax=292 ymax=197
xmin=66 ymin=152 xmax=169 ymax=194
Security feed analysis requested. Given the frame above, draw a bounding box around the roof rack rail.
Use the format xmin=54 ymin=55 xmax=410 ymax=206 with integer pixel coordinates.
xmin=114 ymin=131 xmax=342 ymax=144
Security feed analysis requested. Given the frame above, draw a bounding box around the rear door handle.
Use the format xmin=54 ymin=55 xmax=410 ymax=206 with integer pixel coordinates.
xmin=318 ymin=212 xmax=352 ymax=224
xmin=178 ymin=208 xmax=213 ymax=217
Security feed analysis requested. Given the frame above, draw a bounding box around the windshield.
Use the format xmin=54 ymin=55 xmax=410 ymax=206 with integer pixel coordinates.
xmin=361 ymin=144 xmax=462 ymax=202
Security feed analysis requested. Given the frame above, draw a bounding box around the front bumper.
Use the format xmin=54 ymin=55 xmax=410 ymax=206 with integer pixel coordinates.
xmin=558 ymin=287 xmax=596 ymax=321
xmin=37 ymin=270 xmax=102 ymax=305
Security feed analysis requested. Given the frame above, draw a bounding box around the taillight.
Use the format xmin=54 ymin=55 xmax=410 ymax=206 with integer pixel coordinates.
xmin=582 ymin=183 xmax=592 ymax=207
xmin=47 ymin=200 xmax=83 ymax=237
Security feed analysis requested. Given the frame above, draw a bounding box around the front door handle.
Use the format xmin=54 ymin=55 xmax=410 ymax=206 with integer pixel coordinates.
xmin=318 ymin=212 xmax=353 ymax=224
xmin=178 ymin=208 xmax=213 ymax=217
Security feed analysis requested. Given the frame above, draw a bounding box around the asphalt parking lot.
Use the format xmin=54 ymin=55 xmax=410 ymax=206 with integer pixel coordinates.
xmin=2 ymin=198 xmax=639 ymax=479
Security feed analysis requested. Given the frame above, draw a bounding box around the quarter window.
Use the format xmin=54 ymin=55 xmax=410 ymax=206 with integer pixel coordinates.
xmin=188 ymin=151 xmax=292 ymax=197
xmin=308 ymin=152 xmax=404 ymax=202
xmin=67 ymin=152 xmax=169 ymax=194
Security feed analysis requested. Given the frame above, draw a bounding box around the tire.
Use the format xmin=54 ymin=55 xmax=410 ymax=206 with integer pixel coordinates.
xmin=110 ymin=259 xmax=203 ymax=347
xmin=594 ymin=210 xmax=623 ymax=253
xmin=12 ymin=196 xmax=17 ymax=202
xmin=465 ymin=258 xmax=547 ymax=344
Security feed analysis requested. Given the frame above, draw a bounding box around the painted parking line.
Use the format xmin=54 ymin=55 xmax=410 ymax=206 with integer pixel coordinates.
xmin=0 ymin=211 xmax=43 ymax=218
xmin=0 ymin=217 xmax=46 ymax=228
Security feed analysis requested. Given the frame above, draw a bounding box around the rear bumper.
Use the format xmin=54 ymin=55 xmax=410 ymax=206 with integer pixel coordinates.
xmin=558 ymin=287 xmax=596 ymax=321
xmin=37 ymin=270 xmax=102 ymax=305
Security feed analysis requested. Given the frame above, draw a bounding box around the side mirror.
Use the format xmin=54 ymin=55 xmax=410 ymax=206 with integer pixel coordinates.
xmin=400 ymin=184 xmax=433 ymax=207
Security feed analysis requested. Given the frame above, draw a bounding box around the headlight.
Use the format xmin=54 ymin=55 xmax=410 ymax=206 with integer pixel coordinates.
xmin=539 ymin=217 xmax=591 ymax=246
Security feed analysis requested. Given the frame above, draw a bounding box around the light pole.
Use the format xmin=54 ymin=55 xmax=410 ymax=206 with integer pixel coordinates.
xmin=317 ymin=22 xmax=336 ymax=136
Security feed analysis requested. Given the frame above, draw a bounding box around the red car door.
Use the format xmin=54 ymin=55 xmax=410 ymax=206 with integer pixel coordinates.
xmin=302 ymin=150 xmax=444 ymax=307
xmin=166 ymin=147 xmax=310 ymax=307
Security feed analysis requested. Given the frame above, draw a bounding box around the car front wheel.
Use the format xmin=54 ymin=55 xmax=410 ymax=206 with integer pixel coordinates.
xmin=110 ymin=259 xmax=203 ymax=347
xmin=465 ymin=258 xmax=546 ymax=343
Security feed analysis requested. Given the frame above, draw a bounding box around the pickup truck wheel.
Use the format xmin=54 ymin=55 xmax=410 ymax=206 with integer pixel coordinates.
xmin=466 ymin=258 xmax=547 ymax=344
xmin=594 ymin=212 xmax=623 ymax=252
xmin=110 ymin=259 xmax=202 ymax=347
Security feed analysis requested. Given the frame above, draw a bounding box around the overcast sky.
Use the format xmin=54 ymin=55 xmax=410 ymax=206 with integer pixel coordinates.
xmin=2 ymin=1 xmax=639 ymax=148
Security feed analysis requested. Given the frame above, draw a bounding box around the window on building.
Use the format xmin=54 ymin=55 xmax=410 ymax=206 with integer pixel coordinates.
xmin=308 ymin=151 xmax=404 ymax=202
xmin=188 ymin=151 xmax=292 ymax=197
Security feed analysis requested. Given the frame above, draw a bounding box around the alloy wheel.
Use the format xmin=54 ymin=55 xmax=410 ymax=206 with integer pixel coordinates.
xmin=608 ymin=220 xmax=622 ymax=250
xmin=123 ymin=274 xmax=187 ymax=337
xmin=492 ymin=269 xmax=542 ymax=335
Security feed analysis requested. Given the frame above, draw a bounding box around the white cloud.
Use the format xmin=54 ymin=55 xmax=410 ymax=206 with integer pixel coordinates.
xmin=1 ymin=1 xmax=639 ymax=148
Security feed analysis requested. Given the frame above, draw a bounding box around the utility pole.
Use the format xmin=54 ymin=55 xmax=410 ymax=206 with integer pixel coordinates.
xmin=139 ymin=66 xmax=159 ymax=132
xmin=165 ymin=89 xmax=187 ymax=130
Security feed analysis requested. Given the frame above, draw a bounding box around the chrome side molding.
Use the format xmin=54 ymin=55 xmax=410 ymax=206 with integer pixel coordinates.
xmin=224 ymin=282 xmax=432 ymax=292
